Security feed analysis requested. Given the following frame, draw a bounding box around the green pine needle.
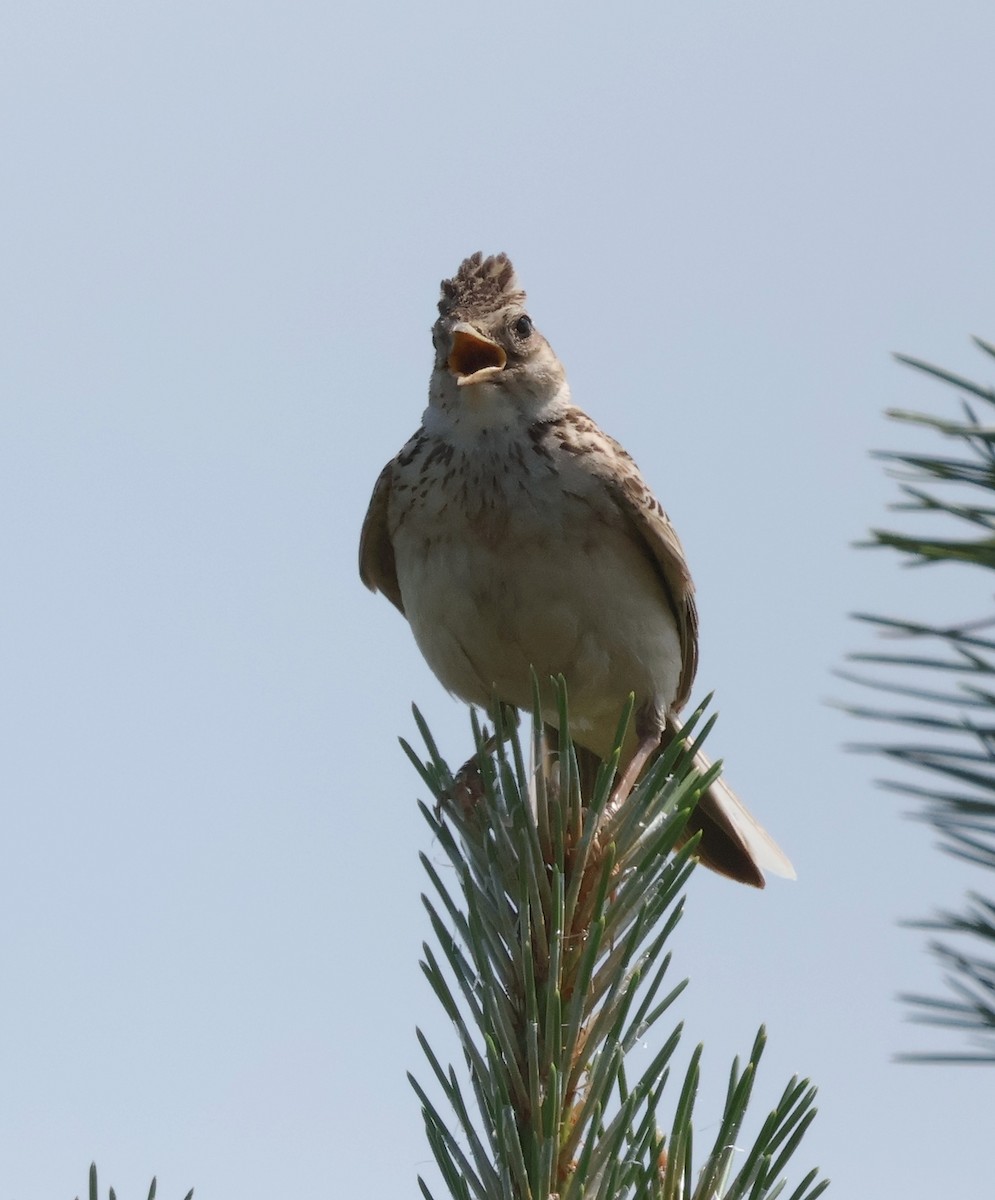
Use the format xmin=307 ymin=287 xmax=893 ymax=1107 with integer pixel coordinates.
xmin=405 ymin=680 xmax=823 ymax=1198
xmin=850 ymin=338 xmax=995 ymax=1059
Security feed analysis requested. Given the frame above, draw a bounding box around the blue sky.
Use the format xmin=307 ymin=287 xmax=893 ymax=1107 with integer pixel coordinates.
xmin=3 ymin=3 xmax=995 ymax=1196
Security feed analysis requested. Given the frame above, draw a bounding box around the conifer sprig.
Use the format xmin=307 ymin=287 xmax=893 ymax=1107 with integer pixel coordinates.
xmin=847 ymin=337 xmax=995 ymax=1061
xmin=402 ymin=681 xmax=824 ymax=1198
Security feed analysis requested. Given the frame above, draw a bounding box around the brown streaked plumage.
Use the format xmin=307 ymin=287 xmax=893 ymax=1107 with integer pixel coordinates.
xmin=359 ymin=252 xmax=794 ymax=887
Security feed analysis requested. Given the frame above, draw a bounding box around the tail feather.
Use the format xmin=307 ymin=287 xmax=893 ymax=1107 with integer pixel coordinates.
xmin=671 ymin=717 xmax=796 ymax=888
xmin=554 ymin=721 xmax=795 ymax=889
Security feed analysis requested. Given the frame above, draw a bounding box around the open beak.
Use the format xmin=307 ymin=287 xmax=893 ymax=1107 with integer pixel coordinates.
xmin=447 ymin=323 xmax=507 ymax=386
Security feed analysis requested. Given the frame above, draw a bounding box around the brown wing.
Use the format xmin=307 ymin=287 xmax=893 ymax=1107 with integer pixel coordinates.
xmin=610 ymin=468 xmax=699 ymax=710
xmin=570 ymin=416 xmax=698 ymax=711
xmin=359 ymin=461 xmax=405 ymax=615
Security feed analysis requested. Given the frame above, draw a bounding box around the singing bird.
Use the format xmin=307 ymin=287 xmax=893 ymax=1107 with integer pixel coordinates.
xmin=360 ymin=252 xmax=793 ymax=887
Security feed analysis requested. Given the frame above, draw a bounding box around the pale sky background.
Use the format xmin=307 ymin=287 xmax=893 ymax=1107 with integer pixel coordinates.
xmin=3 ymin=3 xmax=995 ymax=1197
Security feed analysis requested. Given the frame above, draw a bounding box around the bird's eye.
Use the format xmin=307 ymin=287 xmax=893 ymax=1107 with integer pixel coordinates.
xmin=513 ymin=314 xmax=533 ymax=339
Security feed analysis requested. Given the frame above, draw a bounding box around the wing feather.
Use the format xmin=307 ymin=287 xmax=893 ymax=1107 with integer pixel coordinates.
xmin=566 ymin=415 xmax=698 ymax=711
xmin=358 ymin=461 xmax=405 ymax=614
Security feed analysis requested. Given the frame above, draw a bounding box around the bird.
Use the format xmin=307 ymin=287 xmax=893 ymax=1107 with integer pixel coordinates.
xmin=359 ymin=251 xmax=794 ymax=887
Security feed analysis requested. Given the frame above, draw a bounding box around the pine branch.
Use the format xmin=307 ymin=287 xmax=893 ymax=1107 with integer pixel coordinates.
xmin=404 ymin=680 xmax=825 ymax=1198
xmin=847 ymin=338 xmax=995 ymax=1060
xmin=76 ymin=1163 xmax=193 ymax=1200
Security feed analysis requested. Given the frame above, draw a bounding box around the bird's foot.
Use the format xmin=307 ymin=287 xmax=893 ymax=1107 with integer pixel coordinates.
xmin=445 ymin=754 xmax=487 ymax=816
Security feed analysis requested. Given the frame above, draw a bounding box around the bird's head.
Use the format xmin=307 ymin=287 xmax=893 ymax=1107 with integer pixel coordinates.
xmin=428 ymin=253 xmax=568 ymax=422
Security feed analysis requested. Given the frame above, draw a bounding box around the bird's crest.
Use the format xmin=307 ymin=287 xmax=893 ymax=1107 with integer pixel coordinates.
xmin=438 ymin=252 xmax=526 ymax=320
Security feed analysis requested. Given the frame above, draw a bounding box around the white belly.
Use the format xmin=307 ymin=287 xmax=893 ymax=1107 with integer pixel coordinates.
xmin=391 ymin=479 xmax=682 ymax=759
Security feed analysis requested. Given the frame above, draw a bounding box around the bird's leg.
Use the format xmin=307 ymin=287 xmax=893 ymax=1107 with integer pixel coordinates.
xmin=607 ymin=731 xmax=662 ymax=814
xmin=539 ymin=722 xmax=561 ymax=797
xmin=605 ymin=704 xmax=667 ymax=815
xmin=445 ymin=704 xmax=521 ymax=815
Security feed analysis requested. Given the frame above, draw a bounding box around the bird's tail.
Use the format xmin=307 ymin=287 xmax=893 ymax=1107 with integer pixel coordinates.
xmin=669 ymin=714 xmax=795 ymax=887
xmin=567 ymin=721 xmax=795 ymax=888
